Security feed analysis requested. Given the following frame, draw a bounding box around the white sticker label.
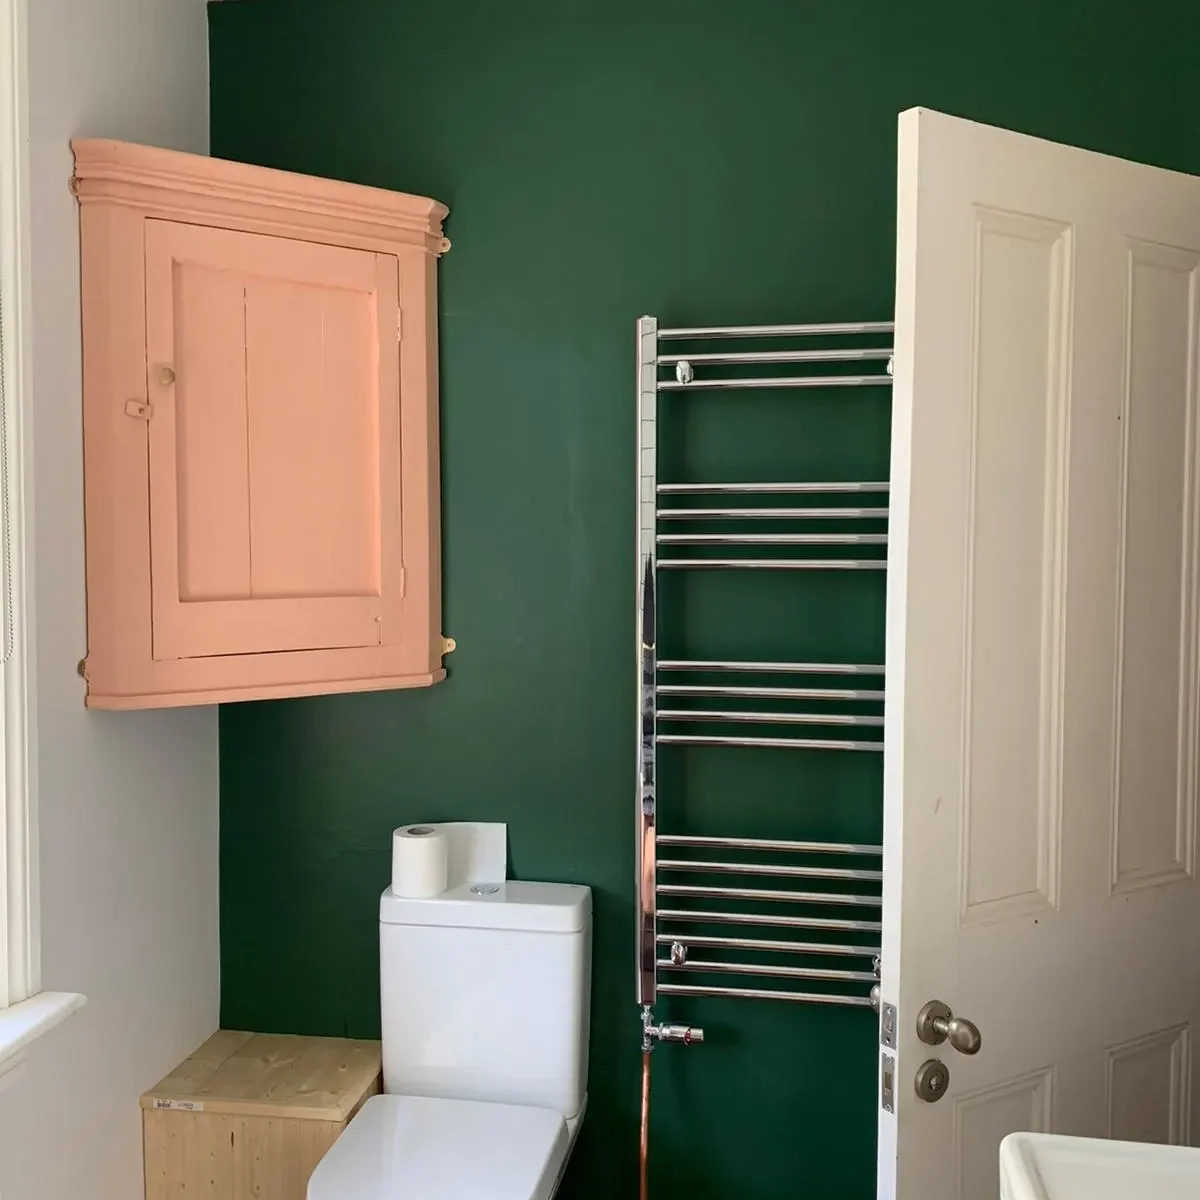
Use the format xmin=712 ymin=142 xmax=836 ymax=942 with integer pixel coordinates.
xmin=153 ymin=1098 xmax=203 ymax=1112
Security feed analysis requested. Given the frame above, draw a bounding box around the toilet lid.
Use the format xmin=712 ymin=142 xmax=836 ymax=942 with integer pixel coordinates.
xmin=308 ymin=1094 xmax=570 ymax=1200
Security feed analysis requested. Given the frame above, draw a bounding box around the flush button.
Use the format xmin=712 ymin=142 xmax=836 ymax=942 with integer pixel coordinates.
xmin=470 ymin=884 xmax=500 ymax=896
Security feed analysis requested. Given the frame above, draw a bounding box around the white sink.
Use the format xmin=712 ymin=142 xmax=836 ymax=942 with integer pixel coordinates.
xmin=1001 ymin=1132 xmax=1200 ymax=1200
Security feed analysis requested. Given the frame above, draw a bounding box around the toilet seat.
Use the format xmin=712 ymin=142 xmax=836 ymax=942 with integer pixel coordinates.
xmin=308 ymin=1093 xmax=570 ymax=1200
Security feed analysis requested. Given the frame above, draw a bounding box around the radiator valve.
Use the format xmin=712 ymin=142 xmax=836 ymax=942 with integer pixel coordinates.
xmin=642 ymin=1005 xmax=705 ymax=1051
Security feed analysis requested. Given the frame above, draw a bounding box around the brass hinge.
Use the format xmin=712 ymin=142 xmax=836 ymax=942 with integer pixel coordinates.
xmin=396 ymin=308 xmax=403 ymax=341
xmin=124 ymin=399 xmax=153 ymax=420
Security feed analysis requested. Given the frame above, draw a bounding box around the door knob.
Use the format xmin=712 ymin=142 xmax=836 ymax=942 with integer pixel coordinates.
xmin=916 ymin=999 xmax=982 ymax=1055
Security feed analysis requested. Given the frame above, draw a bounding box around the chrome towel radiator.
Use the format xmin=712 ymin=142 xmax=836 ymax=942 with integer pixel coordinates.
xmin=636 ymin=315 xmax=891 ymax=1039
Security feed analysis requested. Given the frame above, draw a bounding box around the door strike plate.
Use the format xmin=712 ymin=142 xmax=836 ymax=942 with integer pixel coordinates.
xmin=880 ymin=1001 xmax=897 ymax=1049
xmin=881 ymin=1051 xmax=895 ymax=1114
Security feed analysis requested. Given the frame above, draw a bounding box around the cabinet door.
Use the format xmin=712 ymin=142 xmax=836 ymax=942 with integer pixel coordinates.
xmin=144 ymin=220 xmax=402 ymax=660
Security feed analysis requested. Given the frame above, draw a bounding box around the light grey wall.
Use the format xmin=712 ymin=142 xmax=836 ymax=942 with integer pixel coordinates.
xmin=0 ymin=2 xmax=218 ymax=1197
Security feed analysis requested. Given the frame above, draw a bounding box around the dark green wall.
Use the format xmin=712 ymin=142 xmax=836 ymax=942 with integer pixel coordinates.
xmin=209 ymin=3 xmax=1200 ymax=1197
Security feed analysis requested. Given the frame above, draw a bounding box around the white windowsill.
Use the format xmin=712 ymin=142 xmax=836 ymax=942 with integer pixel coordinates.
xmin=0 ymin=991 xmax=86 ymax=1086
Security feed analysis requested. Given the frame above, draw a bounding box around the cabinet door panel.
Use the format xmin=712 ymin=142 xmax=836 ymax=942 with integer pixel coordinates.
xmin=244 ymin=275 xmax=381 ymax=599
xmin=145 ymin=220 xmax=401 ymax=660
xmin=172 ymin=257 xmax=250 ymax=602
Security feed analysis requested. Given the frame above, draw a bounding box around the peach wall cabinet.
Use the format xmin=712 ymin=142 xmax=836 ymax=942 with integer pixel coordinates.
xmin=71 ymin=140 xmax=451 ymax=708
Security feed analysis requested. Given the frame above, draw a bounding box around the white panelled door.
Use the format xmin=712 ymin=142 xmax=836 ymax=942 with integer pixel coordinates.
xmin=880 ymin=108 xmax=1200 ymax=1200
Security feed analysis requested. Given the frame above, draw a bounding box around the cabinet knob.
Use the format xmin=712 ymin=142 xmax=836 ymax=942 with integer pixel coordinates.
xmin=441 ymin=636 xmax=457 ymax=655
xmin=156 ymin=366 xmax=176 ymax=386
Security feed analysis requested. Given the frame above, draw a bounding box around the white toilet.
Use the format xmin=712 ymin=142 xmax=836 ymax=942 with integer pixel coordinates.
xmin=309 ymin=879 xmax=592 ymax=1200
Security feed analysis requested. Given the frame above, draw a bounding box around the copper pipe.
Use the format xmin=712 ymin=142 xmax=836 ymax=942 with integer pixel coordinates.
xmin=640 ymin=1049 xmax=651 ymax=1200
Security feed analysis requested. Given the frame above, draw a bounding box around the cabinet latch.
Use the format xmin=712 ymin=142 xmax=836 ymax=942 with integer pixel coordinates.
xmin=125 ymin=399 xmax=153 ymax=420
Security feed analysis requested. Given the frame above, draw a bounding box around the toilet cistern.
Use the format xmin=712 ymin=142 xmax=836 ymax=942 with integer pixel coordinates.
xmin=308 ymin=878 xmax=592 ymax=1200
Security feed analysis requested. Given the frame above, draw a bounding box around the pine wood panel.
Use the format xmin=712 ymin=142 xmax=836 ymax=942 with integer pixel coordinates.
xmin=142 ymin=1032 xmax=381 ymax=1200
xmin=143 ymin=1110 xmax=344 ymax=1200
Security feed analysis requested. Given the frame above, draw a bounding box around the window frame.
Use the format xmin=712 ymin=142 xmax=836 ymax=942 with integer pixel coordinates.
xmin=0 ymin=0 xmax=83 ymax=1080
xmin=0 ymin=0 xmax=37 ymax=1014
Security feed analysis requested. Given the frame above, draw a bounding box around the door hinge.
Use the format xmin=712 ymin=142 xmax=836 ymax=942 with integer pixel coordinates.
xmin=396 ymin=308 xmax=403 ymax=341
xmin=124 ymin=399 xmax=153 ymax=420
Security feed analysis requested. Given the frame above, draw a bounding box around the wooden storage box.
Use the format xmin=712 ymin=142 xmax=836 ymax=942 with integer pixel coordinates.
xmin=141 ymin=1030 xmax=381 ymax=1200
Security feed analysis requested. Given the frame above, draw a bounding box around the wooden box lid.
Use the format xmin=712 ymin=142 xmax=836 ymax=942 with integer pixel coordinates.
xmin=141 ymin=1030 xmax=382 ymax=1122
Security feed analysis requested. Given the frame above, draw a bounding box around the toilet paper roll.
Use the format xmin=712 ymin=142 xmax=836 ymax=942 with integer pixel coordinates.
xmin=391 ymin=824 xmax=449 ymax=898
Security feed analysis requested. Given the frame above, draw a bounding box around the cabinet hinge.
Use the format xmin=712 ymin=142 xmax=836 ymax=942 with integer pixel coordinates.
xmin=396 ymin=308 xmax=403 ymax=341
xmin=124 ymin=399 xmax=153 ymax=420
xmin=398 ymin=566 xmax=406 ymax=597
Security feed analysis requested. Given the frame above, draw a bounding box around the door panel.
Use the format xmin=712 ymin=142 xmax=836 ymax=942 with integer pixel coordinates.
xmin=1106 ymin=1025 xmax=1191 ymax=1144
xmin=144 ymin=220 xmax=402 ymax=660
xmin=1112 ymin=242 xmax=1200 ymax=893
xmin=952 ymin=1071 xmax=1053 ymax=1200
xmin=881 ymin=108 xmax=1200 ymax=1200
xmin=959 ymin=208 xmax=1070 ymax=927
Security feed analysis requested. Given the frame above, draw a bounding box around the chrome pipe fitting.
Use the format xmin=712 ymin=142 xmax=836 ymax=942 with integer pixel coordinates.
xmin=642 ymin=1004 xmax=705 ymax=1051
